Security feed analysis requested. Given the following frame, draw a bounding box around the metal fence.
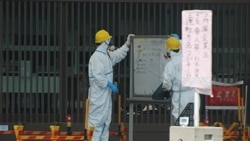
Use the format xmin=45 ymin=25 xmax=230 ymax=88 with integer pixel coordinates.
xmin=0 ymin=0 xmax=250 ymax=134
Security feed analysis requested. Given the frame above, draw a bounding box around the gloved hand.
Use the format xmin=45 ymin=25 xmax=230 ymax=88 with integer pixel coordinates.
xmin=162 ymin=83 xmax=170 ymax=91
xmin=126 ymin=34 xmax=135 ymax=46
xmin=107 ymin=81 xmax=119 ymax=94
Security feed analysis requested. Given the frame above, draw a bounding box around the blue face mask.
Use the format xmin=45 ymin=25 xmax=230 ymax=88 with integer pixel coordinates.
xmin=105 ymin=40 xmax=114 ymax=50
xmin=108 ymin=41 xmax=113 ymax=47
xmin=104 ymin=40 xmax=112 ymax=46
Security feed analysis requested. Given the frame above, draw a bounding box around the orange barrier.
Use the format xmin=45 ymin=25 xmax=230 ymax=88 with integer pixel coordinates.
xmin=10 ymin=124 xmax=127 ymax=141
xmin=11 ymin=98 xmax=95 ymax=141
xmin=0 ymin=130 xmax=86 ymax=135
xmin=212 ymin=122 xmax=250 ymax=141
xmin=2 ymin=96 xmax=127 ymax=141
xmin=13 ymin=124 xmax=94 ymax=141
xmin=0 ymin=130 xmax=15 ymax=134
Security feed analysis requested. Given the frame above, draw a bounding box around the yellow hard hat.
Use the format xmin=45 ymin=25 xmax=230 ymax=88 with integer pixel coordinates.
xmin=165 ymin=37 xmax=181 ymax=50
xmin=95 ymin=29 xmax=112 ymax=43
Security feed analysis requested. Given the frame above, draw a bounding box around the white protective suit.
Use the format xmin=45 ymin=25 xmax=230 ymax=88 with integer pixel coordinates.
xmin=88 ymin=41 xmax=129 ymax=141
xmin=162 ymin=48 xmax=195 ymax=124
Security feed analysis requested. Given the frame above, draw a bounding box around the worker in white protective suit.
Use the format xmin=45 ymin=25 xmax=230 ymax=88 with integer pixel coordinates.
xmin=162 ymin=34 xmax=195 ymax=125
xmin=88 ymin=29 xmax=134 ymax=141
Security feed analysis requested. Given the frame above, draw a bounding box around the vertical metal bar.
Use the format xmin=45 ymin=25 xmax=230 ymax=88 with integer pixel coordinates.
xmin=227 ymin=4 xmax=232 ymax=121
xmin=215 ymin=0 xmax=221 ymax=118
xmin=82 ymin=2 xmax=87 ymax=125
xmin=135 ymin=3 xmax=139 ymax=124
xmin=35 ymin=1 xmax=39 ymax=122
xmin=115 ymin=2 xmax=120 ymax=122
xmin=70 ymin=1 xmax=74 ymax=117
xmin=121 ymin=2 xmax=126 ymax=123
xmin=53 ymin=1 xmax=58 ymax=122
xmin=133 ymin=3 xmax=137 ymax=123
xmin=149 ymin=4 xmax=152 ymax=34
xmin=122 ymin=2 xmax=127 ymax=123
xmin=119 ymin=2 xmax=125 ymax=122
xmin=227 ymin=4 xmax=230 ymax=82
xmin=215 ymin=5 xmax=223 ymax=120
xmin=116 ymin=2 xmax=120 ymax=44
xmin=65 ymin=1 xmax=69 ymax=123
xmin=246 ymin=7 xmax=249 ymax=117
xmin=176 ymin=4 xmax=181 ymax=34
xmin=106 ymin=2 xmax=110 ymax=31
xmin=233 ymin=5 xmax=237 ymax=83
xmin=60 ymin=1 xmax=67 ymax=122
xmin=23 ymin=0 xmax=27 ymax=122
xmin=164 ymin=4 xmax=169 ymax=34
xmin=94 ymin=3 xmax=97 ymax=31
xmin=0 ymin=0 xmax=3 ymax=123
xmin=170 ymin=4 xmax=174 ymax=33
xmin=87 ymin=4 xmax=94 ymax=124
xmin=10 ymin=0 xmax=14 ymax=123
xmin=103 ymin=2 xmax=106 ymax=28
xmin=152 ymin=4 xmax=156 ymax=34
xmin=47 ymin=1 xmax=51 ymax=122
xmin=29 ymin=0 xmax=34 ymax=123
xmin=158 ymin=4 xmax=162 ymax=34
xmin=148 ymin=4 xmax=152 ymax=123
xmin=5 ymin=0 xmax=10 ymax=123
xmin=100 ymin=2 xmax=103 ymax=29
xmin=129 ymin=2 xmax=133 ymax=33
xmin=239 ymin=4 xmax=243 ymax=80
xmin=83 ymin=1 xmax=89 ymax=123
xmin=76 ymin=1 xmax=80 ymax=123
xmin=222 ymin=5 xmax=226 ymax=81
xmin=224 ymin=4 xmax=229 ymax=82
xmin=141 ymin=3 xmax=145 ymax=122
xmin=142 ymin=3 xmax=145 ymax=34
xmin=17 ymin=0 xmax=21 ymax=122
xmin=233 ymin=5 xmax=238 ymax=83
xmin=245 ymin=5 xmax=250 ymax=124
xmin=215 ymin=4 xmax=220 ymax=81
xmin=41 ymin=1 xmax=45 ymax=122
xmin=135 ymin=3 xmax=139 ymax=34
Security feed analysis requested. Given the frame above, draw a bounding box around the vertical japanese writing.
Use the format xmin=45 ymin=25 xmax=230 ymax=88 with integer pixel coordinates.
xmin=182 ymin=10 xmax=212 ymax=90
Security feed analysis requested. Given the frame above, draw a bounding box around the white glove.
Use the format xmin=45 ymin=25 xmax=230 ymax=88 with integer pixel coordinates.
xmin=126 ymin=34 xmax=135 ymax=46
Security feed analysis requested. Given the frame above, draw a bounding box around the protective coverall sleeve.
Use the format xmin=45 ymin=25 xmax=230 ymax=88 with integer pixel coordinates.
xmin=107 ymin=34 xmax=134 ymax=65
xmin=108 ymin=44 xmax=129 ymax=66
xmin=162 ymin=63 xmax=173 ymax=91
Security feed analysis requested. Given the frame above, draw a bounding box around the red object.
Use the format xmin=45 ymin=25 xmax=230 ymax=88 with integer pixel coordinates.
xmin=66 ymin=115 xmax=72 ymax=122
xmin=206 ymin=86 xmax=239 ymax=106
xmin=203 ymin=118 xmax=209 ymax=126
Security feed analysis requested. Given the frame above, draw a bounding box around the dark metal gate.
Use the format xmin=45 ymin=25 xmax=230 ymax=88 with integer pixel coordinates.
xmin=0 ymin=0 xmax=250 ymax=141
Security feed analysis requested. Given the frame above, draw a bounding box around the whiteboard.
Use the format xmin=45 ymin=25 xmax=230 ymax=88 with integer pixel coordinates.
xmin=130 ymin=35 xmax=169 ymax=97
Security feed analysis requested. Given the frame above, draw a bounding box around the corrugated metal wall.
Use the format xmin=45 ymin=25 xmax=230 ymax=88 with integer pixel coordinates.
xmin=0 ymin=0 xmax=250 ymax=139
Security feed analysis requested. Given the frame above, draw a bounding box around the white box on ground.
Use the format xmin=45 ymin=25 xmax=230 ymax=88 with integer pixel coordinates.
xmin=170 ymin=126 xmax=223 ymax=141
